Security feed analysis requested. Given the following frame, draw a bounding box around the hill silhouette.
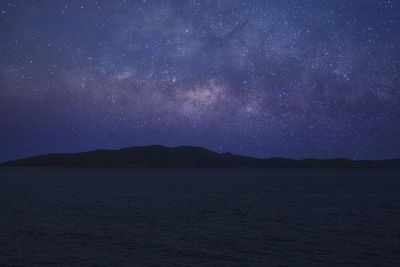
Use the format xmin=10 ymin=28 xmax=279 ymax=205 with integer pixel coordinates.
xmin=1 ymin=145 xmax=399 ymax=168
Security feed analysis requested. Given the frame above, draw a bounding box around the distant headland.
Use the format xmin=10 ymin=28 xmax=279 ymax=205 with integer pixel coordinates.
xmin=1 ymin=145 xmax=399 ymax=168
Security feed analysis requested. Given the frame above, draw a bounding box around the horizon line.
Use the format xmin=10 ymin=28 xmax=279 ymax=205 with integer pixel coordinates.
xmin=1 ymin=144 xmax=399 ymax=165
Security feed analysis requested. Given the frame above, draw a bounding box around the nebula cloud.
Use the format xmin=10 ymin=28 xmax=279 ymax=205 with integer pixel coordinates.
xmin=0 ymin=0 xmax=399 ymax=161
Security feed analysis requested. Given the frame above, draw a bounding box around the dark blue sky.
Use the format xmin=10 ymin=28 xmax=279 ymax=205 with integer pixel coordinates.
xmin=1 ymin=0 xmax=399 ymax=162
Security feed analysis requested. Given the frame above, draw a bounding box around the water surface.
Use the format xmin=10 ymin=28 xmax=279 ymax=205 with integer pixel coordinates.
xmin=0 ymin=168 xmax=399 ymax=266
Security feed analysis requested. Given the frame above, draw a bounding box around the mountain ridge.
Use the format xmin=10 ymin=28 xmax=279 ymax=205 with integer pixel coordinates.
xmin=1 ymin=145 xmax=399 ymax=168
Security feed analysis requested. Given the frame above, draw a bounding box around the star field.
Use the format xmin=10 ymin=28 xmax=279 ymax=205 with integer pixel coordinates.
xmin=1 ymin=0 xmax=399 ymax=161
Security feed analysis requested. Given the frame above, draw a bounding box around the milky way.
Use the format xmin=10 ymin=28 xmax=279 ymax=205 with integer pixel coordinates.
xmin=1 ymin=0 xmax=400 ymax=161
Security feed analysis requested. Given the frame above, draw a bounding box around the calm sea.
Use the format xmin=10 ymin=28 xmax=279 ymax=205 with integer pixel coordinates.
xmin=0 ymin=168 xmax=399 ymax=266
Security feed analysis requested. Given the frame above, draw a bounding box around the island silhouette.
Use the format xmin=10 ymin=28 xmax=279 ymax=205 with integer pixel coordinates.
xmin=1 ymin=145 xmax=399 ymax=168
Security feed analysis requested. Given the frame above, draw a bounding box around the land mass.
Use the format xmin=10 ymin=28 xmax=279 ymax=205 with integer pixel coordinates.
xmin=1 ymin=145 xmax=399 ymax=168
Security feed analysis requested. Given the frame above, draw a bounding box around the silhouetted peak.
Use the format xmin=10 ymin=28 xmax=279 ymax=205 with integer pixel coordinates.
xmin=1 ymin=145 xmax=399 ymax=168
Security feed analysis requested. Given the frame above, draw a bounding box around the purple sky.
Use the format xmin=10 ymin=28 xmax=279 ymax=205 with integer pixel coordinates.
xmin=1 ymin=0 xmax=399 ymax=162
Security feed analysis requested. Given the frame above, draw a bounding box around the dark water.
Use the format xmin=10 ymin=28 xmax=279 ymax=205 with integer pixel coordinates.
xmin=0 ymin=168 xmax=399 ymax=266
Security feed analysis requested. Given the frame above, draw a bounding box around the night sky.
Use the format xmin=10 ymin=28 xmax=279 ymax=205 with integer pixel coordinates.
xmin=1 ymin=0 xmax=399 ymax=162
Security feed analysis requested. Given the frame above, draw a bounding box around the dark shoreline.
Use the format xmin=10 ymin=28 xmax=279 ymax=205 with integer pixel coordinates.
xmin=2 ymin=145 xmax=399 ymax=169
